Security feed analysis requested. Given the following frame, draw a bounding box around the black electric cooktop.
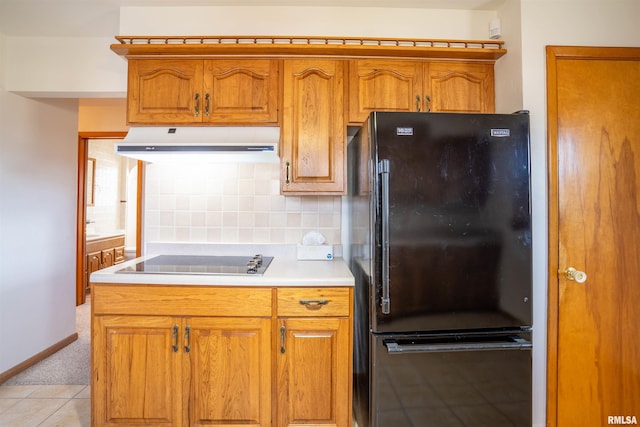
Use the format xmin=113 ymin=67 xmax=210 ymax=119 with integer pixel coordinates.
xmin=116 ymin=254 xmax=273 ymax=276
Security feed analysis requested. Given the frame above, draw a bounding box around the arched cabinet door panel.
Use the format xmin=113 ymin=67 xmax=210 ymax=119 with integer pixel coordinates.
xmin=281 ymin=59 xmax=346 ymax=195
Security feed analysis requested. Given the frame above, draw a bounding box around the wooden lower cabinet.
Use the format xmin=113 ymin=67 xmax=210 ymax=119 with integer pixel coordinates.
xmin=91 ymin=285 xmax=352 ymax=427
xmin=92 ymin=315 xmax=183 ymax=427
xmin=277 ymin=318 xmax=351 ymax=427
xmin=276 ymin=287 xmax=353 ymax=427
xmin=92 ymin=316 xmax=271 ymax=427
xmin=188 ymin=317 xmax=272 ymax=427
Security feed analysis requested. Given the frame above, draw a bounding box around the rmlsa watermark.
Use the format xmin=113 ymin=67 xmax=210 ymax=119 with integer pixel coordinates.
xmin=608 ymin=415 xmax=638 ymax=425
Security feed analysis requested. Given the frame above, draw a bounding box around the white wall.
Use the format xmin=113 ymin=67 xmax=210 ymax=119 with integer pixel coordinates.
xmin=5 ymin=36 xmax=126 ymax=97
xmin=494 ymin=0 xmax=523 ymax=113
xmin=119 ymin=6 xmax=496 ymax=39
xmin=0 ymin=31 xmax=79 ymax=373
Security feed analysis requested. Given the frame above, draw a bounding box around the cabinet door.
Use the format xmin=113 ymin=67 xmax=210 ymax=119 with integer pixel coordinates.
xmin=425 ymin=62 xmax=495 ymax=113
xmin=87 ymin=251 xmax=102 ymax=273
xmin=101 ymin=249 xmax=115 ymax=268
xmin=277 ymin=317 xmax=351 ymax=427
xmin=114 ymin=246 xmax=125 ymax=264
xmin=86 ymin=251 xmax=102 ymax=291
xmin=92 ymin=315 xmax=183 ymax=427
xmin=348 ymin=59 xmax=424 ymax=124
xmin=187 ymin=317 xmax=272 ymax=427
xmin=281 ymin=60 xmax=345 ymax=195
xmin=128 ymin=59 xmax=205 ymax=124
xmin=204 ymin=59 xmax=279 ymax=124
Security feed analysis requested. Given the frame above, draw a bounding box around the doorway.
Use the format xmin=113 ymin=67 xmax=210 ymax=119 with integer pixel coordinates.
xmin=546 ymin=46 xmax=640 ymax=426
xmin=76 ymin=132 xmax=142 ymax=305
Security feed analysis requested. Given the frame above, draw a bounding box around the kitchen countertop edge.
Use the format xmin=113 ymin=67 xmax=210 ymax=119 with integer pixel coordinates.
xmin=90 ymin=255 xmax=355 ymax=287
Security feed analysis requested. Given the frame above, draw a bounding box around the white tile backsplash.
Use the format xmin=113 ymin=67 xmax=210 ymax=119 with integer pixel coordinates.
xmin=144 ymin=162 xmax=342 ymax=245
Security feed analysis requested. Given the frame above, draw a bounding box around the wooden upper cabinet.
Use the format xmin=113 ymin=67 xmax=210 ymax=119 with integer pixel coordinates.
xmin=281 ymin=59 xmax=345 ymax=195
xmin=348 ymin=60 xmax=423 ymax=123
xmin=426 ymin=62 xmax=495 ymax=113
xmin=128 ymin=59 xmax=205 ymax=124
xmin=204 ymin=59 xmax=279 ymax=124
xmin=347 ymin=59 xmax=495 ymax=124
xmin=127 ymin=59 xmax=279 ymax=125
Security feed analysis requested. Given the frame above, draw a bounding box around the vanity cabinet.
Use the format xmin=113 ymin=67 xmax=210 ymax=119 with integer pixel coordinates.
xmin=281 ymin=59 xmax=346 ymax=195
xmin=127 ymin=59 xmax=280 ymax=125
xmin=91 ymin=284 xmax=353 ymax=427
xmin=347 ymin=59 xmax=495 ymax=124
xmin=85 ymin=234 xmax=125 ymax=292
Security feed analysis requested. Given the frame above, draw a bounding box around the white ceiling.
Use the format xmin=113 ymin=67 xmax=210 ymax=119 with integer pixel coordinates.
xmin=0 ymin=0 xmax=504 ymax=37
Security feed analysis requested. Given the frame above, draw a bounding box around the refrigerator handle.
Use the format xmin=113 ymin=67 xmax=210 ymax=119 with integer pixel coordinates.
xmin=385 ymin=336 xmax=533 ymax=354
xmin=379 ymin=159 xmax=391 ymax=314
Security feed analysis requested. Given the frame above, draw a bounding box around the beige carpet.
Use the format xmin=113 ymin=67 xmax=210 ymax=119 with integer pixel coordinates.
xmin=1 ymin=298 xmax=90 ymax=385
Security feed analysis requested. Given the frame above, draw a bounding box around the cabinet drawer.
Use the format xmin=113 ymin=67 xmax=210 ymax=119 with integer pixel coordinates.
xmin=277 ymin=287 xmax=351 ymax=317
xmin=114 ymin=246 xmax=125 ymax=264
xmin=92 ymin=285 xmax=273 ymax=317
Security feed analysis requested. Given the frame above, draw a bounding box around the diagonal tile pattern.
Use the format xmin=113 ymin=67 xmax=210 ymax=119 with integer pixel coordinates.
xmin=0 ymin=385 xmax=89 ymax=427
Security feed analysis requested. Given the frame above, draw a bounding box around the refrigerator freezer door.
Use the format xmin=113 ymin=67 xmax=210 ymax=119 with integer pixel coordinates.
xmin=370 ymin=112 xmax=532 ymax=333
xmin=384 ymin=334 xmax=532 ymax=353
xmin=369 ymin=333 xmax=532 ymax=427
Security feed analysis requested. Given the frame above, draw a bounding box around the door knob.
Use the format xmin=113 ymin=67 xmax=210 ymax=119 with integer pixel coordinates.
xmin=563 ymin=267 xmax=587 ymax=283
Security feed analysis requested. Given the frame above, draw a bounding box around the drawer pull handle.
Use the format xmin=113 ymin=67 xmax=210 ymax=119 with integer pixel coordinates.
xmin=194 ymin=93 xmax=201 ymax=117
xmin=184 ymin=325 xmax=191 ymax=353
xmin=299 ymin=299 xmax=329 ymax=310
xmin=285 ymin=161 xmax=291 ymax=185
xmin=280 ymin=325 xmax=286 ymax=354
xmin=171 ymin=324 xmax=179 ymax=353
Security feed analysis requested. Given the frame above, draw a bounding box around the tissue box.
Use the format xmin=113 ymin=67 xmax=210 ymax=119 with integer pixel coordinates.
xmin=296 ymin=244 xmax=334 ymax=260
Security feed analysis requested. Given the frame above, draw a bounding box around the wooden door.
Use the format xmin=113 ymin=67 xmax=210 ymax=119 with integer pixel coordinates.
xmin=547 ymin=46 xmax=640 ymax=426
xmin=204 ymin=59 xmax=280 ymax=124
xmin=92 ymin=315 xmax=183 ymax=427
xmin=187 ymin=317 xmax=272 ymax=427
xmin=281 ymin=59 xmax=345 ymax=195
xmin=425 ymin=62 xmax=494 ymax=113
xmin=127 ymin=59 xmax=204 ymax=124
xmin=277 ymin=317 xmax=351 ymax=427
xmin=347 ymin=59 xmax=424 ymax=124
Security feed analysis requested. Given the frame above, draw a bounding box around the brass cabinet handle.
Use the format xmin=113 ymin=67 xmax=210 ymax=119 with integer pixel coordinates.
xmin=194 ymin=93 xmax=201 ymax=117
xmin=204 ymin=93 xmax=210 ymax=117
xmin=280 ymin=325 xmax=286 ymax=354
xmin=299 ymin=299 xmax=329 ymax=310
xmin=172 ymin=324 xmax=179 ymax=353
xmin=563 ymin=267 xmax=587 ymax=283
xmin=184 ymin=325 xmax=191 ymax=353
xmin=415 ymin=94 xmax=421 ymax=112
xmin=425 ymin=95 xmax=431 ymax=112
xmin=285 ymin=161 xmax=291 ymax=185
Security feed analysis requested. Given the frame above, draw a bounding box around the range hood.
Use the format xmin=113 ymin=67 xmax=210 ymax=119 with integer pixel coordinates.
xmin=115 ymin=126 xmax=280 ymax=163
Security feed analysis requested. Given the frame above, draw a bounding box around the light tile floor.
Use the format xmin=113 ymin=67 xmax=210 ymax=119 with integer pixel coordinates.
xmin=0 ymin=385 xmax=89 ymax=427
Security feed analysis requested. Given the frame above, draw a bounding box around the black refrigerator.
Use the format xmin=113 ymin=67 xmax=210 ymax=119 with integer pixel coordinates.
xmin=347 ymin=112 xmax=532 ymax=427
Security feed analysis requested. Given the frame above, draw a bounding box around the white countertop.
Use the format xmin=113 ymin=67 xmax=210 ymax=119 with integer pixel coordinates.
xmin=91 ymin=254 xmax=354 ymax=287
